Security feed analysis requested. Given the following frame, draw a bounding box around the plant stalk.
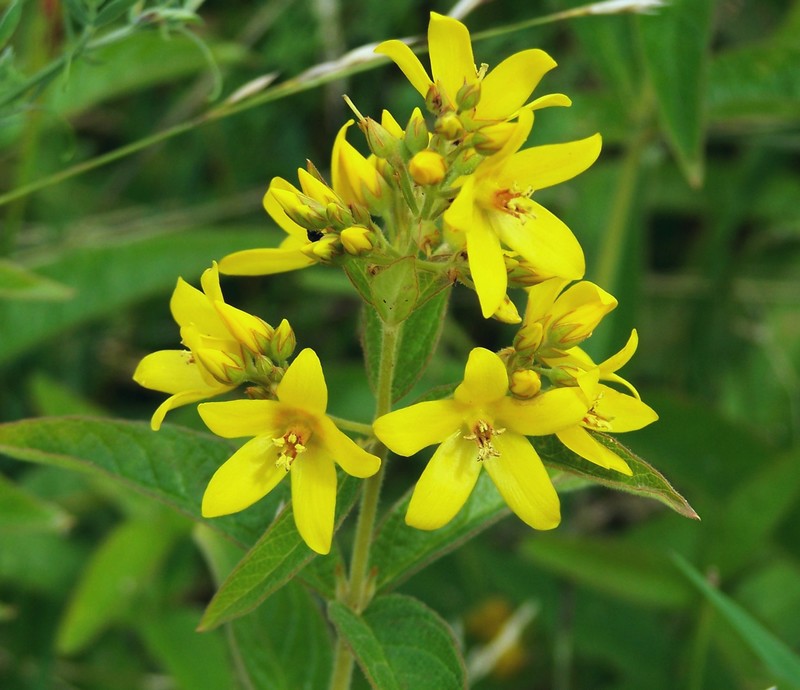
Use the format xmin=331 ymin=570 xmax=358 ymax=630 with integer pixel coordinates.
xmin=328 ymin=320 xmax=401 ymax=690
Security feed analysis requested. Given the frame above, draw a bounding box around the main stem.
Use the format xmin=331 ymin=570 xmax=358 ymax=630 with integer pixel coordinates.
xmin=328 ymin=321 xmax=401 ymax=690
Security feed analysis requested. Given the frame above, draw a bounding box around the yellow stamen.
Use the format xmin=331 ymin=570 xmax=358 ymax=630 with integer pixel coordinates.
xmin=464 ymin=419 xmax=505 ymax=462
xmin=273 ymin=427 xmax=310 ymax=471
xmin=582 ymin=393 xmax=614 ymax=431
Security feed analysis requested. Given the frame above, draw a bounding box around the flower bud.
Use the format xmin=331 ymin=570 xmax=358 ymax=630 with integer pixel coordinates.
xmin=404 ymin=109 xmax=429 ymax=155
xmin=272 ymin=188 xmax=329 ymax=230
xmin=449 ymin=147 xmax=483 ymax=177
xmin=340 ymin=226 xmax=373 ymax=255
xmin=195 ymin=349 xmax=245 ymax=384
xmin=325 ymin=201 xmax=354 ymax=229
xmin=424 ymin=83 xmax=444 ymax=114
xmin=214 ymin=301 xmax=273 ymax=355
xmin=435 ymin=112 xmax=464 ymax=140
xmin=270 ymin=319 xmax=297 ymax=361
xmin=408 ymin=150 xmax=447 ymax=186
xmin=456 ymin=81 xmax=481 ymax=112
xmin=510 ymin=369 xmax=542 ymax=399
xmin=514 ymin=321 xmax=543 ymax=354
xmin=362 ymin=117 xmax=399 ymax=159
xmin=301 ymin=234 xmax=339 ymax=261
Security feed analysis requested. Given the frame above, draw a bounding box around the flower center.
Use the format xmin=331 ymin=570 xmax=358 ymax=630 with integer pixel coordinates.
xmin=464 ymin=419 xmax=505 ymax=462
xmin=493 ymin=185 xmax=537 ymax=220
xmin=272 ymin=425 xmax=311 ymax=471
xmin=582 ymin=393 xmax=613 ymax=431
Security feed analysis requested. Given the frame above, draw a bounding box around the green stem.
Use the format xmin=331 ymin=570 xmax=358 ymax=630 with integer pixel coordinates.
xmin=328 ymin=321 xmax=401 ymax=690
xmin=328 ymin=415 xmax=373 ymax=437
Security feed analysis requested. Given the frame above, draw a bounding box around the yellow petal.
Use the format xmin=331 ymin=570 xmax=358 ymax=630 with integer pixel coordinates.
xmin=501 ymin=134 xmax=602 ymax=191
xmin=200 ymin=262 xmax=223 ymax=304
xmin=498 ymin=387 xmax=587 ymax=436
xmin=198 ymin=399 xmax=283 ymax=438
xmin=380 ymin=109 xmax=405 ymax=137
xmin=556 ymin=426 xmax=632 ymax=475
xmin=297 ymin=168 xmax=338 ymax=205
xmin=600 ymin=329 xmax=639 ymax=375
xmin=170 ymin=277 xmax=228 ymax=338
xmin=332 ymin=120 xmax=381 ymax=206
xmin=276 ymin=348 xmax=328 ymax=414
xmin=428 ymin=12 xmax=476 ymax=107
xmin=373 ymin=400 xmax=463 ymax=457
xmin=454 ymin=347 xmax=508 ymax=406
xmin=374 ymin=39 xmax=432 ymax=98
xmin=214 ymin=301 xmax=272 ymax=354
xmin=291 ymin=448 xmax=337 ymax=554
xmin=484 ymin=433 xmax=560 ymax=530
xmin=263 ymin=178 xmax=309 ymax=239
xmin=405 ymin=431 xmax=482 ymax=530
xmin=443 ymin=174 xmax=476 ymax=231
xmin=516 ymin=202 xmax=585 ymax=280
xmin=317 ymin=416 xmax=381 ymax=478
xmin=201 ymin=435 xmax=286 ymax=517
xmin=218 ymin=247 xmax=316 ymax=276
xmin=150 ymin=388 xmax=230 ymax=431
xmin=467 ymin=217 xmax=507 ymax=318
xmin=594 ymin=386 xmax=658 ymax=432
xmin=134 ymin=350 xmax=209 ymax=394
xmin=526 ymin=93 xmax=572 ymax=111
xmin=477 ymin=49 xmax=556 ymax=121
xmin=522 ymin=278 xmax=569 ymax=326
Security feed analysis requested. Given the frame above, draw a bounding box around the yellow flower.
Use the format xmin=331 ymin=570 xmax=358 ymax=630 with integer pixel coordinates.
xmin=375 ymin=12 xmax=570 ymax=123
xmin=444 ymin=109 xmax=601 ymax=318
xmin=373 ymin=348 xmax=587 ymax=531
xmin=198 ymin=348 xmax=381 ymax=555
xmin=219 ymin=121 xmax=382 ymax=277
xmin=133 ymin=264 xmax=243 ymax=430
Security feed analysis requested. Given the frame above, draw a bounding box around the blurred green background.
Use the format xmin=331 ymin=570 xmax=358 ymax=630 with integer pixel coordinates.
xmin=1 ymin=0 xmax=799 ymax=688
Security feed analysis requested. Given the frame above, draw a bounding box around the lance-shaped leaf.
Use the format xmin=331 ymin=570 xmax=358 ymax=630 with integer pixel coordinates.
xmin=198 ymin=477 xmax=359 ymax=631
xmin=673 ymin=554 xmax=800 ymax=689
xmin=0 ymin=417 xmax=288 ymax=546
xmin=534 ymin=433 xmax=699 ymax=520
xmin=328 ymin=594 xmax=466 ymax=690
xmin=0 ymin=259 xmax=73 ymax=301
xmin=195 ymin=525 xmax=333 ymax=690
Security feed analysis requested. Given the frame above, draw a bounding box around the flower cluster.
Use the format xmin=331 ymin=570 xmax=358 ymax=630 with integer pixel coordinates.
xmin=134 ymin=12 xmax=657 ymax=553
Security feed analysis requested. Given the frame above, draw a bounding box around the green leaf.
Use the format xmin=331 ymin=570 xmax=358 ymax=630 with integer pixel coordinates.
xmin=0 ymin=417 xmax=285 ymax=546
xmin=638 ymin=0 xmax=714 ymax=186
xmin=534 ymin=433 xmax=699 ymax=520
xmin=0 ymin=530 xmax=86 ymax=593
xmin=0 ymin=227 xmax=268 ymax=364
xmin=198 ymin=477 xmax=359 ymax=631
xmin=0 ymin=473 xmax=73 ymax=534
xmin=362 ymin=287 xmax=450 ymax=402
xmin=708 ymin=41 xmax=800 ymax=123
xmin=672 ymin=553 xmax=800 ymax=689
xmin=0 ymin=259 xmax=73 ymax=301
xmin=371 ymin=472 xmax=507 ymax=592
xmin=194 ymin=525 xmax=333 ymax=690
xmin=329 ymin=594 xmax=466 ymax=690
xmin=0 ymin=0 xmax=25 ymax=51
xmin=56 ymin=515 xmax=187 ymax=654
xmin=370 ymin=257 xmax=419 ymax=325
xmin=136 ymin=608 xmax=235 ymax=690
xmin=522 ymin=535 xmax=693 ymax=608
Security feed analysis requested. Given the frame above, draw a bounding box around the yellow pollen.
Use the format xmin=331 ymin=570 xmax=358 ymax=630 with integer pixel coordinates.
xmin=493 ymin=186 xmax=537 ymax=219
xmin=463 ymin=419 xmax=505 ymax=462
xmin=273 ymin=428 xmax=309 ymax=472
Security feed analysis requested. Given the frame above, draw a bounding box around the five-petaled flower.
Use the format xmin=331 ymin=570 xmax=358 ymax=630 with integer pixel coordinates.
xmin=445 ymin=109 xmax=602 ymax=318
xmin=198 ymin=348 xmax=381 ymax=554
xmin=375 ymin=12 xmax=570 ymax=124
xmin=373 ymin=347 xmax=587 ymax=531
